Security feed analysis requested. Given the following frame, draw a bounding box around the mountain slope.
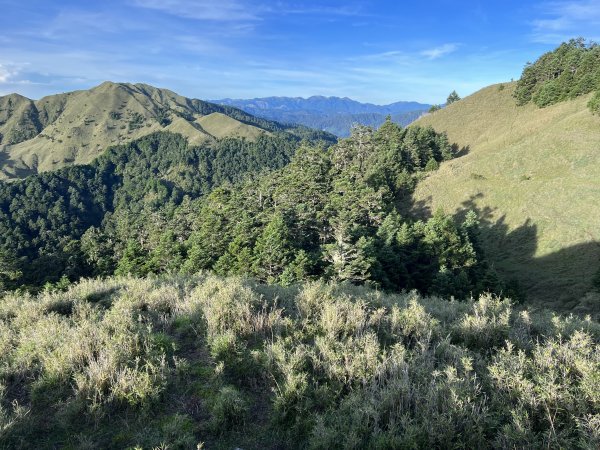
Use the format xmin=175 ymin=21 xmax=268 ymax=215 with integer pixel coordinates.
xmin=411 ymin=82 xmax=600 ymax=309
xmin=212 ymin=95 xmax=431 ymax=136
xmin=0 ymin=83 xmax=334 ymax=180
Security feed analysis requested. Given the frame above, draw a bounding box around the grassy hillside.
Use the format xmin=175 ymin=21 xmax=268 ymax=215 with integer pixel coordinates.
xmin=0 ymin=274 xmax=598 ymax=449
xmin=196 ymin=112 xmax=267 ymax=140
xmin=0 ymin=83 xmax=328 ymax=181
xmin=412 ymin=82 xmax=600 ymax=310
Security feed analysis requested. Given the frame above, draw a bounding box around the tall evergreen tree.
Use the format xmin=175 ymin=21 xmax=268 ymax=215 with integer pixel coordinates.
xmin=253 ymin=212 xmax=294 ymax=283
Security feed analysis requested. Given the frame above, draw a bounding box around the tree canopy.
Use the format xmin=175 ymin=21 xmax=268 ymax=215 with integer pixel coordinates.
xmin=446 ymin=90 xmax=461 ymax=104
xmin=514 ymin=38 xmax=600 ymax=112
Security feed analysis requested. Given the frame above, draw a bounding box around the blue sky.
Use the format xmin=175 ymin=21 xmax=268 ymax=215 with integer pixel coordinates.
xmin=0 ymin=0 xmax=599 ymax=104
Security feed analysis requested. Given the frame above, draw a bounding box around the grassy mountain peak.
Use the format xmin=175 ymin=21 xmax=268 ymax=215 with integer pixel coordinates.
xmin=0 ymin=82 xmax=332 ymax=180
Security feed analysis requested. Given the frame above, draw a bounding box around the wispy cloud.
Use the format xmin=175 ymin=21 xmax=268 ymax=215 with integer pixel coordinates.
xmin=0 ymin=64 xmax=20 ymax=83
xmin=421 ymin=43 xmax=459 ymax=60
xmin=131 ymin=0 xmax=260 ymax=21
xmin=532 ymin=0 xmax=600 ymax=43
xmin=363 ymin=50 xmax=405 ymax=60
xmin=277 ymin=3 xmax=365 ymax=16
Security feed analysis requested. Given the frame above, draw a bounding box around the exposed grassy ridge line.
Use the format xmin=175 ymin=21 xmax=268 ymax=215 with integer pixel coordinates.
xmin=196 ymin=112 xmax=268 ymax=140
xmin=0 ymin=82 xmax=334 ymax=181
xmin=413 ymin=82 xmax=600 ymax=310
xmin=0 ymin=275 xmax=598 ymax=449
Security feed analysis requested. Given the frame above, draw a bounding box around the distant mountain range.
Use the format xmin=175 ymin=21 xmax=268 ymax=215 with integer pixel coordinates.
xmin=211 ymin=96 xmax=432 ymax=137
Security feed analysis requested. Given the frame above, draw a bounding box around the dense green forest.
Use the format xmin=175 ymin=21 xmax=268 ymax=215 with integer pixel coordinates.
xmin=0 ymin=131 xmax=327 ymax=287
xmin=0 ymin=120 xmax=513 ymax=299
xmin=514 ymin=38 xmax=600 ymax=113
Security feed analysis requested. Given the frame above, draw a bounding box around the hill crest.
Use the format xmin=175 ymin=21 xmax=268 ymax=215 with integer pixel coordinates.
xmin=0 ymin=82 xmax=332 ymax=180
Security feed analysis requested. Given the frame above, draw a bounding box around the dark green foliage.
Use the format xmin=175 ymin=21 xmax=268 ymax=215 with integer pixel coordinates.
xmin=446 ymin=90 xmax=461 ymax=104
xmin=0 ymin=120 xmax=504 ymax=298
xmin=589 ymin=90 xmax=600 ymax=114
xmin=0 ymin=247 xmax=22 ymax=291
xmin=252 ymin=213 xmax=294 ymax=283
xmin=514 ymin=38 xmax=600 ymax=112
xmin=0 ymin=131 xmax=316 ymax=288
xmin=172 ymin=122 xmax=504 ymax=297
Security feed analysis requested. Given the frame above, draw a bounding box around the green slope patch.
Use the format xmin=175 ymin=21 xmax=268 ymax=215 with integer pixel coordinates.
xmin=412 ymin=81 xmax=600 ymax=311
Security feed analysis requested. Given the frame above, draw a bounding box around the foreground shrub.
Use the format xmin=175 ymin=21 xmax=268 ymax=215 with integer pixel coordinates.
xmin=0 ymin=275 xmax=598 ymax=448
xmin=210 ymin=385 xmax=249 ymax=431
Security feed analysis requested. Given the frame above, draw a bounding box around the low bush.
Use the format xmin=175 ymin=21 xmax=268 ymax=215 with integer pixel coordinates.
xmin=0 ymin=275 xmax=598 ymax=448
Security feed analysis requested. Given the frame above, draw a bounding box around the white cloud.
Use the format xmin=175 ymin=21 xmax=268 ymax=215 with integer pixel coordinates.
xmin=276 ymin=3 xmax=364 ymax=16
xmin=532 ymin=1 xmax=600 ymax=43
xmin=420 ymin=43 xmax=459 ymax=60
xmin=131 ymin=0 xmax=259 ymax=21
xmin=0 ymin=64 xmax=19 ymax=83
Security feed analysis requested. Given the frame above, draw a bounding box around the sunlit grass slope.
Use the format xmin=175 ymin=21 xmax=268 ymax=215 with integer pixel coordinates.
xmin=0 ymin=82 xmax=272 ymax=180
xmin=196 ymin=112 xmax=268 ymax=140
xmin=413 ymin=82 xmax=600 ymax=310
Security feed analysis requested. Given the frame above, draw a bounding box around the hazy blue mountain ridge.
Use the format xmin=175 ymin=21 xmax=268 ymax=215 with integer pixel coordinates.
xmin=211 ymin=95 xmax=432 ymax=136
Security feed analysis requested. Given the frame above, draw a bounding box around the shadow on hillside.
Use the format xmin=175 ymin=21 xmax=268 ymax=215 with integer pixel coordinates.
xmin=453 ymin=144 xmax=470 ymax=158
xmin=409 ymin=192 xmax=600 ymax=315
xmin=0 ymin=151 xmax=35 ymax=179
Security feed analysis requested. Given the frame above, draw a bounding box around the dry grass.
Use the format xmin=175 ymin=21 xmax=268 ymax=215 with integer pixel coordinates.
xmin=0 ymin=275 xmax=599 ymax=448
xmin=196 ymin=112 xmax=268 ymax=140
xmin=0 ymin=82 xmax=269 ymax=180
xmin=413 ymin=82 xmax=600 ymax=310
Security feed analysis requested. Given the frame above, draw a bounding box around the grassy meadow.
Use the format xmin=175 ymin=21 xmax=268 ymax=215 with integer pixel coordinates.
xmin=413 ymin=82 xmax=600 ymax=311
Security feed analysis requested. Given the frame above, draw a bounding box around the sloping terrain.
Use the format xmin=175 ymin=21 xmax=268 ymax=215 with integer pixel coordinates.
xmin=196 ymin=112 xmax=267 ymax=140
xmin=412 ymin=82 xmax=600 ymax=310
xmin=1 ymin=275 xmax=598 ymax=449
xmin=0 ymin=82 xmax=324 ymax=180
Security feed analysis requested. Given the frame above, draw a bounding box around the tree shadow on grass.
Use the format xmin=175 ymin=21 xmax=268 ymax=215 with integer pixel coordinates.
xmin=453 ymin=144 xmax=470 ymax=158
xmin=410 ymin=192 xmax=600 ymax=316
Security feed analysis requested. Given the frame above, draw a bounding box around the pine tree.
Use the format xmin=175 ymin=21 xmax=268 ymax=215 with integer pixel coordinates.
xmin=324 ymin=225 xmax=376 ymax=284
xmin=280 ymin=250 xmax=314 ymax=286
xmin=446 ymin=90 xmax=461 ymax=104
xmin=0 ymin=247 xmax=21 ymax=291
xmin=115 ymin=240 xmax=149 ymax=276
xmin=147 ymin=231 xmax=184 ymax=273
xmin=214 ymin=235 xmax=254 ymax=276
xmin=253 ymin=212 xmax=293 ymax=282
